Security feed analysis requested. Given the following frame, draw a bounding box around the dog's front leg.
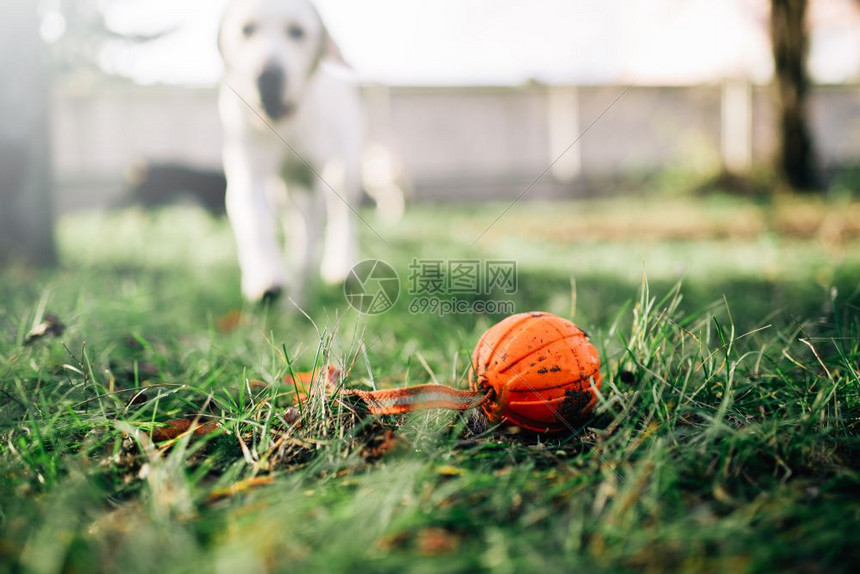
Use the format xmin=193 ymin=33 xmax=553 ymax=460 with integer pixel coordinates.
xmin=284 ymin=186 xmax=326 ymax=306
xmin=320 ymin=161 xmax=359 ymax=285
xmin=224 ymin=144 xmax=287 ymax=302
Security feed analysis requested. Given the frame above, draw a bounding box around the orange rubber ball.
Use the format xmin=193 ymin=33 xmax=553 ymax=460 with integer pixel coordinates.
xmin=470 ymin=311 xmax=601 ymax=433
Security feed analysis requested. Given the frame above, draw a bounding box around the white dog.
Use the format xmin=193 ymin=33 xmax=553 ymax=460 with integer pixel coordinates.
xmin=218 ymin=0 xmax=362 ymax=302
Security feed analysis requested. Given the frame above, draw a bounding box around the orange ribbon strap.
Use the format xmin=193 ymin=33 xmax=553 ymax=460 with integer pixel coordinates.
xmin=344 ymin=384 xmax=492 ymax=415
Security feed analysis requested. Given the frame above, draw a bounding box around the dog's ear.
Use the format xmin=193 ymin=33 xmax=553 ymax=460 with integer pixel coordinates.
xmin=217 ymin=22 xmax=225 ymax=60
xmin=216 ymin=5 xmax=230 ymax=64
xmin=308 ymin=2 xmax=348 ymax=67
xmin=320 ymin=25 xmax=348 ymax=66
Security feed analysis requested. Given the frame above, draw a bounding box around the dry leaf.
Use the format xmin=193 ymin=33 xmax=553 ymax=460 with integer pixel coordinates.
xmin=207 ymin=475 xmax=275 ymax=502
xmin=151 ymin=418 xmax=219 ymax=442
xmin=283 ymin=406 xmax=302 ymax=426
xmin=24 ymin=313 xmax=65 ymax=345
xmin=416 ymin=528 xmax=460 ymax=555
xmin=375 ymin=531 xmax=409 ymax=551
xmin=216 ymin=310 xmax=244 ymax=333
xmin=248 ymin=379 xmax=270 ymax=390
xmin=436 ymin=465 xmax=465 ymax=477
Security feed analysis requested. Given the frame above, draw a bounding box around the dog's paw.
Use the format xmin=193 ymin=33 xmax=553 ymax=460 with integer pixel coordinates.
xmin=320 ymin=265 xmax=350 ymax=286
xmin=260 ymin=287 xmax=283 ymax=305
xmin=241 ymin=274 xmax=287 ymax=303
xmin=321 ymin=254 xmax=356 ymax=285
xmin=244 ymin=285 xmax=286 ymax=304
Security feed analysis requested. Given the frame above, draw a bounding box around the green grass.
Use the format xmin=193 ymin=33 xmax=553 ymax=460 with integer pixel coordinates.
xmin=1 ymin=196 xmax=859 ymax=573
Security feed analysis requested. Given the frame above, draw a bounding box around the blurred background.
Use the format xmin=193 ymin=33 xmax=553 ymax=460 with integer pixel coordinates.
xmin=1 ymin=0 xmax=859 ymax=276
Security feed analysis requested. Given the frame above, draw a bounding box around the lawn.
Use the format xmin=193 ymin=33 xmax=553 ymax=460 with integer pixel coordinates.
xmin=1 ymin=194 xmax=859 ymax=573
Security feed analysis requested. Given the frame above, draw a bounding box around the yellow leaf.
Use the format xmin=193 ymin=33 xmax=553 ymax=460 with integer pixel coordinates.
xmin=436 ymin=465 xmax=465 ymax=477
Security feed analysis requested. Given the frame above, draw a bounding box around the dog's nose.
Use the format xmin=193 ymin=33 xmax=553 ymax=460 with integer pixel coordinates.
xmin=256 ymin=63 xmax=287 ymax=120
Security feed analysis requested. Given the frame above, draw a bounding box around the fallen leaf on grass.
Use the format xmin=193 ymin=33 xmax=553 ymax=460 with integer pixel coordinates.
xmin=207 ymin=475 xmax=275 ymax=502
xmin=24 ymin=313 xmax=65 ymax=345
xmin=436 ymin=465 xmax=466 ymax=477
xmin=283 ymin=406 xmax=302 ymax=426
xmin=151 ymin=418 xmax=219 ymax=442
xmin=415 ymin=528 xmax=460 ymax=555
xmin=216 ymin=310 xmax=245 ymax=333
xmin=375 ymin=531 xmax=410 ymax=551
xmin=713 ymin=484 xmax=735 ymax=505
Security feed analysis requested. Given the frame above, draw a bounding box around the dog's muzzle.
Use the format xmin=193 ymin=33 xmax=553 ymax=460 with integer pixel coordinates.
xmin=257 ymin=64 xmax=288 ymax=121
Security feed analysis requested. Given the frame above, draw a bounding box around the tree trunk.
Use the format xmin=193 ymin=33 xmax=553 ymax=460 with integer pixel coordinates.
xmin=770 ymin=0 xmax=819 ymax=190
xmin=0 ymin=2 xmax=57 ymax=266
